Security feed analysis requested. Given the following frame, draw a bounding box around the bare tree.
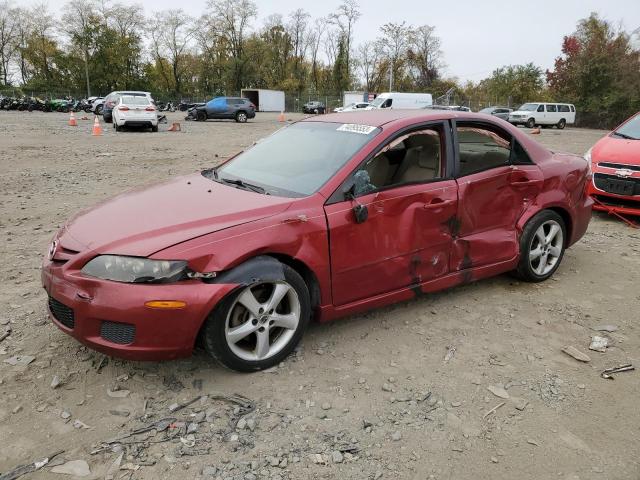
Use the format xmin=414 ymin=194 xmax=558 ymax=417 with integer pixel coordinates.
xmin=109 ymin=3 xmax=144 ymax=37
xmin=287 ymin=8 xmax=309 ymax=76
xmin=328 ymin=0 xmax=360 ymax=84
xmin=407 ymin=24 xmax=443 ymax=88
xmin=206 ymin=0 xmax=257 ymax=91
xmin=151 ymin=9 xmax=194 ymax=95
xmin=356 ymin=40 xmax=386 ymax=92
xmin=307 ymin=18 xmax=325 ymax=92
xmin=379 ymin=21 xmax=409 ymax=90
xmin=0 ymin=1 xmax=19 ymax=85
xmin=62 ymin=0 xmax=99 ymax=96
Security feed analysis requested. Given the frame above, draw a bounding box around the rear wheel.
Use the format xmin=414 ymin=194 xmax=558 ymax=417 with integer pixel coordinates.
xmin=235 ymin=111 xmax=248 ymax=123
xmin=557 ymin=119 xmax=566 ymax=129
xmin=151 ymin=125 xmax=158 ymax=132
xmin=525 ymin=118 xmax=536 ymax=128
xmin=514 ymin=210 xmax=566 ymax=282
xmin=201 ymin=262 xmax=310 ymax=372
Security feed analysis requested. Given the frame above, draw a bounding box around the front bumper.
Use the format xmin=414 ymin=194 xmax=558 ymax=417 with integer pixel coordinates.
xmin=41 ymin=258 xmax=236 ymax=360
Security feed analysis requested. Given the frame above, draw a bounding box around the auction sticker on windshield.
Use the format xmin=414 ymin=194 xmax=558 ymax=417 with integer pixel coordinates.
xmin=337 ymin=124 xmax=377 ymax=135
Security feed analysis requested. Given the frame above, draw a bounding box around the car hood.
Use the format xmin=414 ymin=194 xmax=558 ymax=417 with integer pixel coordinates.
xmin=58 ymin=173 xmax=294 ymax=257
xmin=593 ymin=135 xmax=640 ymax=166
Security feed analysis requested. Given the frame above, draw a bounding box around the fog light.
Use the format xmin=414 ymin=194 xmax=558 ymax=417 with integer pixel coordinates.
xmin=144 ymin=300 xmax=187 ymax=309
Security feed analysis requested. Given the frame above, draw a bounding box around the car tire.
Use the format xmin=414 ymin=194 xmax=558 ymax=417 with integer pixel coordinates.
xmin=95 ymin=105 xmax=103 ymax=115
xmin=196 ymin=110 xmax=207 ymax=122
xmin=525 ymin=118 xmax=536 ymax=128
xmin=557 ymin=119 xmax=566 ymax=130
xmin=151 ymin=125 xmax=158 ymax=132
xmin=115 ymin=122 xmax=123 ymax=132
xmin=514 ymin=210 xmax=566 ymax=282
xmin=235 ymin=111 xmax=248 ymax=123
xmin=201 ymin=262 xmax=311 ymax=372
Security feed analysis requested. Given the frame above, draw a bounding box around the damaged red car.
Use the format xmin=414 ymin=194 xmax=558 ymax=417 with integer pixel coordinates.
xmin=42 ymin=111 xmax=593 ymax=371
xmin=586 ymin=111 xmax=640 ymax=216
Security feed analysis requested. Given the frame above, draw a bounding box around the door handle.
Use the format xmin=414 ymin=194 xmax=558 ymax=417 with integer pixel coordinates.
xmin=510 ymin=179 xmax=539 ymax=187
xmin=423 ymin=199 xmax=454 ymax=209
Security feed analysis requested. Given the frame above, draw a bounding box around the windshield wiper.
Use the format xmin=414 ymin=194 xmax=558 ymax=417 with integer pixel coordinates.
xmin=220 ymin=176 xmax=265 ymax=194
xmin=612 ymin=131 xmax=638 ymax=140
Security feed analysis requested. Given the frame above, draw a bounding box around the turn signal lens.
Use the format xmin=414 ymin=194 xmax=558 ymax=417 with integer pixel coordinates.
xmin=144 ymin=300 xmax=187 ymax=309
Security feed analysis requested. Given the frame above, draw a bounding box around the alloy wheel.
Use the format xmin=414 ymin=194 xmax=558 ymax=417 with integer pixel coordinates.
xmin=529 ymin=220 xmax=564 ymax=276
xmin=224 ymin=282 xmax=300 ymax=362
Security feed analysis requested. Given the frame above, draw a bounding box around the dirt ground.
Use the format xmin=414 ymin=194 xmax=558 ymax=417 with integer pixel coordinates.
xmin=0 ymin=111 xmax=638 ymax=480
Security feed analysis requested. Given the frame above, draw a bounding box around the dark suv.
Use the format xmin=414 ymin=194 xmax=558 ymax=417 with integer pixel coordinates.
xmin=187 ymin=97 xmax=256 ymax=123
xmin=303 ymin=101 xmax=325 ymax=114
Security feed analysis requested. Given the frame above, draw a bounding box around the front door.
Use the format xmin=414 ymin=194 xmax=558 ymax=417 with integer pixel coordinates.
xmin=324 ymin=123 xmax=458 ymax=306
xmin=452 ymin=121 xmax=543 ymax=270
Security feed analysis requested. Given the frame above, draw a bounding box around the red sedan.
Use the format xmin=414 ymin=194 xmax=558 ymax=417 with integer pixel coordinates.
xmin=586 ymin=112 xmax=640 ymax=216
xmin=42 ymin=111 xmax=593 ymax=371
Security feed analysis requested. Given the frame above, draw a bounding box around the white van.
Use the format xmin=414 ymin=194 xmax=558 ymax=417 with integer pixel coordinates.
xmin=508 ymin=102 xmax=576 ymax=129
xmin=366 ymin=92 xmax=433 ymax=110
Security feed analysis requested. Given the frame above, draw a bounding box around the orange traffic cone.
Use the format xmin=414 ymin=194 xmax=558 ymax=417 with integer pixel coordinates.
xmin=530 ymin=127 xmax=541 ymax=135
xmin=278 ymin=111 xmax=285 ymax=122
xmin=68 ymin=111 xmax=77 ymax=126
xmin=168 ymin=122 xmax=181 ymax=132
xmin=92 ymin=116 xmax=103 ymax=136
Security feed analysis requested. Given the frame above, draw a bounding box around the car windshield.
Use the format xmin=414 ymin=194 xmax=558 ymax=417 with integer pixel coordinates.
xmin=479 ymin=108 xmax=494 ymax=113
xmin=518 ymin=103 xmax=539 ymax=111
xmin=214 ymin=122 xmax=380 ymax=197
xmin=370 ymin=97 xmax=386 ymax=107
xmin=614 ymin=114 xmax=640 ymax=140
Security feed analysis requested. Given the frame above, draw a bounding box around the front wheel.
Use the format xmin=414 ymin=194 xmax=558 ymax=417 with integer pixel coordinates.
xmin=196 ymin=110 xmax=207 ymax=122
xmin=235 ymin=111 xmax=248 ymax=123
xmin=95 ymin=105 xmax=103 ymax=115
xmin=201 ymin=262 xmax=310 ymax=372
xmin=525 ymin=118 xmax=536 ymax=128
xmin=514 ymin=210 xmax=566 ymax=282
xmin=557 ymin=119 xmax=566 ymax=129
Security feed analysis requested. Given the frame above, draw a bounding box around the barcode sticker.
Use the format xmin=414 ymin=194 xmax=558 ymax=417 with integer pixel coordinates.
xmin=337 ymin=124 xmax=377 ymax=135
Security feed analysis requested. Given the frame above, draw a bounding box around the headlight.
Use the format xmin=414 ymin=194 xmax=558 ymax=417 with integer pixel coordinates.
xmin=81 ymin=255 xmax=188 ymax=283
xmin=584 ymin=148 xmax=593 ymax=176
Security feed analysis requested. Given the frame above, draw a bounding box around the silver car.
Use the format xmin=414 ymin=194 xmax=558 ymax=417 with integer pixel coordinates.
xmin=479 ymin=107 xmax=513 ymax=121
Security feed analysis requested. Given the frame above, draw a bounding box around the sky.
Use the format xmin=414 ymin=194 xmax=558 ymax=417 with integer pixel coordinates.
xmin=42 ymin=0 xmax=640 ymax=82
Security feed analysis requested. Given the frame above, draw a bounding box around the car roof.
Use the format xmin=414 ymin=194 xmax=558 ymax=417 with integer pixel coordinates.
xmin=303 ymin=109 xmax=464 ymax=127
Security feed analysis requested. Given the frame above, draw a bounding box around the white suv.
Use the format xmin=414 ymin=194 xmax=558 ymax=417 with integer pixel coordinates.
xmin=508 ymin=102 xmax=576 ymax=129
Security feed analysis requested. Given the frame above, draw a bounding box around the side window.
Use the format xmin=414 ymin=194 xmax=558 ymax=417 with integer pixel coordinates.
xmin=226 ymin=98 xmax=235 ymax=106
xmin=381 ymin=99 xmax=393 ymax=108
xmin=457 ymin=124 xmax=511 ymax=176
xmin=558 ymin=105 xmax=570 ymax=112
xmin=511 ymin=140 xmax=533 ymax=165
xmin=354 ymin=128 xmax=442 ymax=195
xmin=570 ymin=105 xmax=575 ymax=112
xmin=546 ymin=104 xmax=557 ymax=112
xmin=537 ymin=105 xmax=544 ymax=112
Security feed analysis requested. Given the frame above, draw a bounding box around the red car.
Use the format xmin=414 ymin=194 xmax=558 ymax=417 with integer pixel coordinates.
xmin=586 ymin=112 xmax=640 ymax=216
xmin=42 ymin=111 xmax=593 ymax=371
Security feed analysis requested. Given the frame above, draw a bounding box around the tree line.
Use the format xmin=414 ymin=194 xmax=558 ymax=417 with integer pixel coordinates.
xmin=0 ymin=0 xmax=638 ymax=128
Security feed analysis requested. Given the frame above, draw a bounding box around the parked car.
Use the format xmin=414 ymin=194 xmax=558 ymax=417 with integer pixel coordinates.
xmin=112 ymin=94 xmax=158 ymax=132
xmin=187 ymin=97 xmax=256 ymax=123
xmin=365 ymin=92 xmax=433 ymax=110
xmin=334 ymin=102 xmax=370 ymax=112
xmin=92 ymin=97 xmax=105 ymax=115
xmin=586 ymin=111 xmax=640 ymax=216
xmin=303 ymin=101 xmax=326 ymax=114
xmin=508 ymin=103 xmax=576 ymax=129
xmin=42 ymin=110 xmax=592 ymax=371
xmin=102 ymin=91 xmax=153 ymax=123
xmin=479 ymin=106 xmax=513 ymax=120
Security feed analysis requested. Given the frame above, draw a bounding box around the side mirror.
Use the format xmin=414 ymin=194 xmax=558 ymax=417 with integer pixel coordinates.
xmin=344 ymin=170 xmax=372 ymax=224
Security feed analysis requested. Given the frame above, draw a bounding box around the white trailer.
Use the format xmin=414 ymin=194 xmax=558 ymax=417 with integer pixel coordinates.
xmin=241 ymin=89 xmax=285 ymax=112
xmin=342 ymin=91 xmax=366 ymax=107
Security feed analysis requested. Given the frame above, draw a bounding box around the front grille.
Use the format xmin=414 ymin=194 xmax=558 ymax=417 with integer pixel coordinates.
xmin=48 ymin=296 xmax=75 ymax=329
xmin=593 ymin=173 xmax=640 ymax=196
xmin=598 ymin=162 xmax=640 ymax=172
xmin=100 ymin=321 xmax=135 ymax=345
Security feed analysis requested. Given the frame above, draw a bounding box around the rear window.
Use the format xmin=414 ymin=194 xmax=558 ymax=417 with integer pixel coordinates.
xmin=121 ymin=96 xmax=151 ymax=105
xmin=558 ymin=105 xmax=570 ymax=112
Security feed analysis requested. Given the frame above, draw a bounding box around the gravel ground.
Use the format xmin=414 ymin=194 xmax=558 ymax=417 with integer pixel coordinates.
xmin=0 ymin=111 xmax=639 ymax=480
